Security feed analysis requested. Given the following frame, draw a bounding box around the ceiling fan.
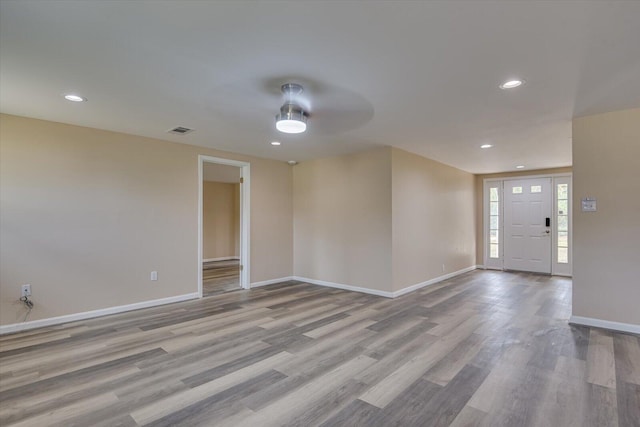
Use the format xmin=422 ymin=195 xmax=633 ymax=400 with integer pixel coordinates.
xmin=204 ymin=76 xmax=374 ymax=136
xmin=275 ymin=83 xmax=308 ymax=134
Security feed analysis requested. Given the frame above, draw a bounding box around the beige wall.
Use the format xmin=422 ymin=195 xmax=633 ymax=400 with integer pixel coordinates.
xmin=474 ymin=167 xmax=573 ymax=265
xmin=203 ymin=181 xmax=239 ymax=259
xmin=391 ymin=148 xmax=476 ymax=291
xmin=572 ymin=108 xmax=640 ymax=325
xmin=293 ymin=147 xmax=393 ymax=292
xmin=0 ymin=114 xmax=293 ymax=325
xmin=293 ymin=146 xmax=477 ymax=294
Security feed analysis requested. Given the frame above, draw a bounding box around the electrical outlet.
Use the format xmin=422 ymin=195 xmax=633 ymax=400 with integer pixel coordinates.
xmin=21 ymin=284 xmax=31 ymax=297
xmin=150 ymin=271 xmax=158 ymax=281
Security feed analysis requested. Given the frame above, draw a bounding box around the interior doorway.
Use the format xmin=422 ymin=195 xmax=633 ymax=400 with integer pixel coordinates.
xmin=198 ymin=156 xmax=250 ymax=297
xmin=202 ymin=164 xmax=240 ymax=296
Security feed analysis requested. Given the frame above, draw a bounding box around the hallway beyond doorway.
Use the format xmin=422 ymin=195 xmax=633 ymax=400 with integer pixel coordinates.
xmin=203 ymin=259 xmax=240 ymax=296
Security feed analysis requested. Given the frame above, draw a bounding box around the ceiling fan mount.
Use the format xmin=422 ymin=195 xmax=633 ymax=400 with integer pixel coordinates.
xmin=281 ymin=83 xmax=304 ymax=97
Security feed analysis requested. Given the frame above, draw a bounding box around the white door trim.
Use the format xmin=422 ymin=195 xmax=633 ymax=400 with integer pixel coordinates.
xmin=500 ymin=172 xmax=572 ymax=180
xmin=198 ymin=155 xmax=251 ymax=297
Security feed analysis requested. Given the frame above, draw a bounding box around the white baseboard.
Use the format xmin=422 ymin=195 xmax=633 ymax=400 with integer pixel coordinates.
xmin=0 ymin=293 xmax=200 ymax=335
xmin=293 ymin=265 xmax=477 ymax=299
xmin=392 ymin=265 xmax=478 ymax=297
xmin=569 ymin=315 xmax=640 ymax=335
xmin=250 ymin=276 xmax=294 ymax=288
xmin=292 ymin=276 xmax=394 ymax=298
xmin=203 ymin=257 xmax=240 ymax=262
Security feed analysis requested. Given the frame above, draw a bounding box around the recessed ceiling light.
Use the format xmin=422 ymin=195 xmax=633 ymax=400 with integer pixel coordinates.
xmin=480 ymin=144 xmax=493 ymax=149
xmin=499 ymin=80 xmax=524 ymax=89
xmin=271 ymin=141 xmax=281 ymax=146
xmin=287 ymin=160 xmax=298 ymax=165
xmin=516 ymin=165 xmax=525 ymax=169
xmin=64 ymin=94 xmax=86 ymax=102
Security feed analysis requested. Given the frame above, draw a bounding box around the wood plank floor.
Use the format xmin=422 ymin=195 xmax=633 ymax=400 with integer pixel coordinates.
xmin=203 ymin=260 xmax=240 ymax=297
xmin=1 ymin=270 xmax=639 ymax=426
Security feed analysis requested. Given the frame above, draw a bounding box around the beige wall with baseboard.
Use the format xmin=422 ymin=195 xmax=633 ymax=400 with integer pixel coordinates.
xmin=572 ymin=108 xmax=640 ymax=325
xmin=391 ymin=148 xmax=476 ymax=291
xmin=293 ymin=146 xmax=477 ymax=294
xmin=0 ymin=114 xmax=293 ymax=326
xmin=474 ymin=167 xmax=573 ymax=266
xmin=203 ymin=181 xmax=240 ymax=260
xmin=293 ymin=147 xmax=393 ymax=292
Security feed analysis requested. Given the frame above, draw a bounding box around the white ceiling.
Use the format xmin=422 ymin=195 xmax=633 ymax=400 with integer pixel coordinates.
xmin=1 ymin=1 xmax=639 ymax=174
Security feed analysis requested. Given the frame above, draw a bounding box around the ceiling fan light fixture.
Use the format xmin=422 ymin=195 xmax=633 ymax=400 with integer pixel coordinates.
xmin=275 ymin=83 xmax=308 ymax=134
xmin=275 ymin=103 xmax=307 ymax=134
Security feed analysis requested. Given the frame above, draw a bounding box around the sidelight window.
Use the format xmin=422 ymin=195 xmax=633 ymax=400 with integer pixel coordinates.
xmin=557 ymin=183 xmax=569 ymax=263
xmin=489 ymin=187 xmax=500 ymax=259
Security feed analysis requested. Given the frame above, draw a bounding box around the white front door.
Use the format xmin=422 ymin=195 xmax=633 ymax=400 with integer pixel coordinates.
xmin=503 ymin=178 xmax=552 ymax=273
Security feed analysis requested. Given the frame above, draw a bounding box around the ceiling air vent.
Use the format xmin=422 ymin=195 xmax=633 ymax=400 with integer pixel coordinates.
xmin=167 ymin=126 xmax=194 ymax=135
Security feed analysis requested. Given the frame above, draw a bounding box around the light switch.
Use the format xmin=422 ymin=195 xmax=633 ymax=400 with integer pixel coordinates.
xmin=150 ymin=271 xmax=158 ymax=281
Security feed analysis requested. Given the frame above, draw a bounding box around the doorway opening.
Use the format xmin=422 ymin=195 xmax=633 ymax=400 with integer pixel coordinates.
xmin=198 ymin=156 xmax=250 ymax=297
xmin=483 ymin=173 xmax=572 ymax=276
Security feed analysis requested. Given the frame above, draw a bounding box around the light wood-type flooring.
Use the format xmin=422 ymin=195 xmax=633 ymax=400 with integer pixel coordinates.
xmin=202 ymin=259 xmax=240 ymax=297
xmin=1 ymin=271 xmax=639 ymax=426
